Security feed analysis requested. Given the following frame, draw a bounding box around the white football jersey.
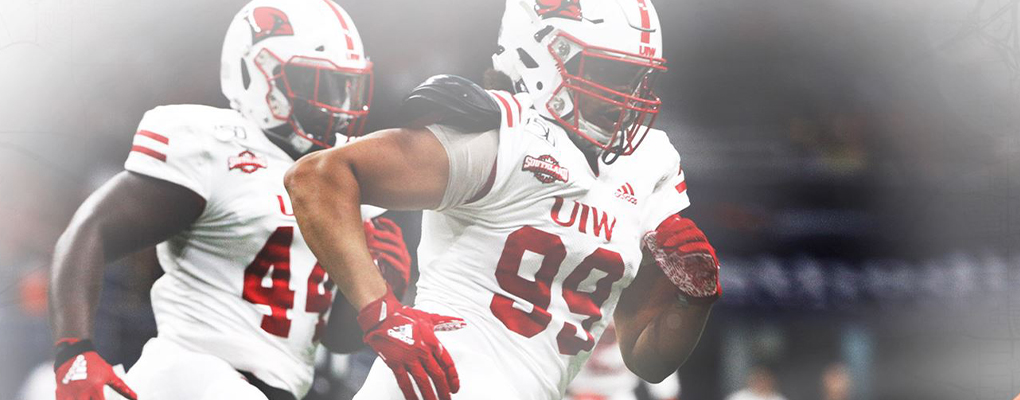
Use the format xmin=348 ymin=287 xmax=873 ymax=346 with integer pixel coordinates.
xmin=414 ymin=92 xmax=691 ymax=398
xmin=124 ymin=104 xmax=380 ymax=397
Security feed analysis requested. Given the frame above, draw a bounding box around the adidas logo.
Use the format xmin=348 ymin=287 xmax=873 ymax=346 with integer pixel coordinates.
xmin=388 ymin=324 xmax=415 ymax=345
xmin=62 ymin=355 xmax=88 ymax=384
xmin=615 ymin=183 xmax=638 ymax=205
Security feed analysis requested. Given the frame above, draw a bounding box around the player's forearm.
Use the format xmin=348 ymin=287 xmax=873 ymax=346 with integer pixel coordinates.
xmin=49 ymin=213 xmax=109 ymax=339
xmin=616 ymin=253 xmax=712 ymax=382
xmin=619 ymin=302 xmax=711 ymax=382
xmin=285 ymin=150 xmax=389 ymax=309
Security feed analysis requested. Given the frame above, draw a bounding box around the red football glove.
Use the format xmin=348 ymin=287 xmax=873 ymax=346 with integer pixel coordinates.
xmin=642 ymin=214 xmax=721 ymax=301
xmin=365 ymin=217 xmax=412 ymax=298
xmin=357 ymin=290 xmax=466 ymax=400
xmin=54 ymin=339 xmax=137 ymax=400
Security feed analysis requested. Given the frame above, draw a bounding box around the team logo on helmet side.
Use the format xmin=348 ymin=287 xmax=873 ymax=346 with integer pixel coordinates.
xmin=522 ymin=154 xmax=569 ymax=183
xmin=228 ymin=150 xmax=268 ymax=173
xmin=246 ymin=7 xmax=294 ymax=45
xmin=535 ymin=0 xmax=582 ymax=21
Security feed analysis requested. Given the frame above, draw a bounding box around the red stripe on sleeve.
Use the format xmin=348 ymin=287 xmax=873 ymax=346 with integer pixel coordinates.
xmin=509 ymin=94 xmax=523 ymax=123
xmin=675 ymin=180 xmax=687 ymax=194
xmin=492 ymin=92 xmax=515 ymax=128
xmin=136 ymin=130 xmax=169 ymax=144
xmin=131 ymin=145 xmax=167 ymax=162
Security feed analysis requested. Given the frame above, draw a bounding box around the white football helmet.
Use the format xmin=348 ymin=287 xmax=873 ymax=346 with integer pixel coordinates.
xmin=493 ymin=0 xmax=666 ymax=159
xmin=221 ymin=0 xmax=372 ymax=153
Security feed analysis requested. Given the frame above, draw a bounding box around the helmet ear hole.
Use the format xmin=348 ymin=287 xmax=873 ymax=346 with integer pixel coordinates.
xmin=536 ymin=81 xmax=543 ymax=90
xmin=514 ymin=80 xmax=529 ymax=93
xmin=517 ymin=48 xmax=539 ymax=69
xmin=240 ymin=58 xmax=251 ymax=90
xmin=534 ymin=26 xmax=554 ymax=42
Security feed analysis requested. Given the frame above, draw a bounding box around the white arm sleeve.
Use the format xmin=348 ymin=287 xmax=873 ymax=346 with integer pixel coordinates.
xmin=640 ymin=150 xmax=691 ymax=234
xmin=425 ymin=124 xmax=499 ymax=211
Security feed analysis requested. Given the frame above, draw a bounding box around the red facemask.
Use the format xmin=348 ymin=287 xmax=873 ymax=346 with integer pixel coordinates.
xmin=257 ymin=49 xmax=374 ymax=149
xmin=546 ymin=32 xmax=666 ymax=159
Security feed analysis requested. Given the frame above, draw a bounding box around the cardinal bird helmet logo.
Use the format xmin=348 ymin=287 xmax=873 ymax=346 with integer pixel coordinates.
xmin=246 ymin=7 xmax=294 ymax=45
xmin=535 ymin=0 xmax=583 ymax=21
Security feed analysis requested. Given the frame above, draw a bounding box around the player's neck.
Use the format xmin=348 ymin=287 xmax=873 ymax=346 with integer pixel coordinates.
xmin=565 ymin=130 xmax=601 ymax=176
xmin=264 ymin=126 xmax=312 ymax=161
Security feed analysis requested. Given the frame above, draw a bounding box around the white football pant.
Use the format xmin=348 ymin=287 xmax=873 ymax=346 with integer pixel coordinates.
xmin=124 ymin=337 xmax=269 ymax=400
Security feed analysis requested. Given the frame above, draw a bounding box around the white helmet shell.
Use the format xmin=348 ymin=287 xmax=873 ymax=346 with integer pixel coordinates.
xmin=494 ymin=0 xmax=662 ymax=117
xmin=221 ymin=0 xmax=371 ymax=149
xmin=493 ymin=0 xmax=666 ymax=157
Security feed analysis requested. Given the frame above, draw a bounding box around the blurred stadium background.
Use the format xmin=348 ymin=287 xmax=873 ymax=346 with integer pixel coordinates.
xmin=1 ymin=0 xmax=1018 ymax=399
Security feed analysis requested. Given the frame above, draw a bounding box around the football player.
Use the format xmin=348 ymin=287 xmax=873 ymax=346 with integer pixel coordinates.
xmin=48 ymin=1 xmax=412 ymax=399
xmin=285 ymin=0 xmax=720 ymax=399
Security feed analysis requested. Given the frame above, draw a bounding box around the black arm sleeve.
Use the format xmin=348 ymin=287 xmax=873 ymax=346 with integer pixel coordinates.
xmin=400 ymin=74 xmax=502 ymax=133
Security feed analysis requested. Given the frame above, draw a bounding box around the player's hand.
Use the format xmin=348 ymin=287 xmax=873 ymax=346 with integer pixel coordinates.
xmin=357 ymin=290 xmax=466 ymax=400
xmin=54 ymin=339 xmax=137 ymax=400
xmin=365 ymin=217 xmax=412 ymax=297
xmin=643 ymin=214 xmax=721 ymax=301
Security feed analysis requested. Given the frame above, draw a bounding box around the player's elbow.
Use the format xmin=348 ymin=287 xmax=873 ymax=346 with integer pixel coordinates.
xmin=285 ymin=151 xmax=334 ymax=199
xmin=622 ymin=351 xmax=678 ymax=384
xmin=642 ymin=366 xmax=678 ymax=384
xmin=51 ymin=200 xmax=110 ymax=292
xmin=284 ymin=155 xmax=311 ymax=194
xmin=617 ymin=325 xmax=683 ymax=384
xmin=56 ymin=197 xmax=110 ymax=253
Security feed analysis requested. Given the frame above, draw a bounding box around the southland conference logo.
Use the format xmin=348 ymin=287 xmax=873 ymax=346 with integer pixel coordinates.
xmin=522 ymin=154 xmax=569 ymax=184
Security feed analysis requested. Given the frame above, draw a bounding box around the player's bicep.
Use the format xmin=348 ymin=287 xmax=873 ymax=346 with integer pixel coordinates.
xmin=340 ymin=127 xmax=451 ymax=210
xmin=67 ymin=171 xmax=205 ymax=260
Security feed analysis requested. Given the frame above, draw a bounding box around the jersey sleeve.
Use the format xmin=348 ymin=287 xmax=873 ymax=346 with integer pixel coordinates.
xmin=426 ymin=124 xmax=499 ymax=211
xmin=123 ymin=106 xmax=214 ymax=199
xmin=425 ymin=90 xmax=526 ymax=211
xmin=487 ymin=90 xmax=527 ymax=131
xmin=361 ymin=205 xmax=388 ymax=220
xmin=640 ymin=149 xmax=691 ymax=234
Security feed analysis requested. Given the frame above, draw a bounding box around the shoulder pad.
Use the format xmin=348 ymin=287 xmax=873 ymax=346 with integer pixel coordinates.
xmin=141 ymin=105 xmax=247 ymax=137
xmin=400 ymin=75 xmax=501 ymax=133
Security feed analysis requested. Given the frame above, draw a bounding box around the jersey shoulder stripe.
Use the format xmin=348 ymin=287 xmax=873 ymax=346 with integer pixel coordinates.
xmin=124 ymin=105 xmax=248 ymax=199
xmin=488 ymin=90 xmax=524 ymax=129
